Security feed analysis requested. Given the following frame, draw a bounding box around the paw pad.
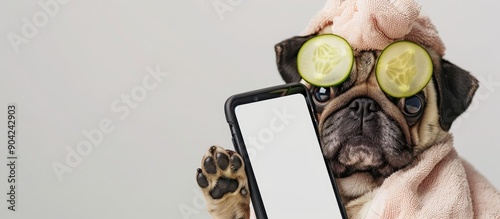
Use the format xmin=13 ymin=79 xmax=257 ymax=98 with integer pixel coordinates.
xmin=209 ymin=177 xmax=239 ymax=199
xmin=216 ymin=152 xmax=229 ymax=170
xmin=196 ymin=146 xmax=247 ymax=200
xmin=196 ymin=168 xmax=209 ymax=188
xmin=203 ymin=156 xmax=217 ymax=174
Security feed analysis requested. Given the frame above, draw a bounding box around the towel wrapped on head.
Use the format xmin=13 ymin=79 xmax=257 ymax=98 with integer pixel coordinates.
xmin=303 ymin=0 xmax=445 ymax=56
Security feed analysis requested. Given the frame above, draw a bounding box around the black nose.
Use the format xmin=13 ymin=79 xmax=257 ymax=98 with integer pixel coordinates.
xmin=349 ymin=98 xmax=380 ymax=120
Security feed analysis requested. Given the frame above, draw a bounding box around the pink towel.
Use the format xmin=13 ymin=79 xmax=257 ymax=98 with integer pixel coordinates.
xmin=303 ymin=0 xmax=446 ymax=56
xmin=365 ymin=135 xmax=500 ymax=218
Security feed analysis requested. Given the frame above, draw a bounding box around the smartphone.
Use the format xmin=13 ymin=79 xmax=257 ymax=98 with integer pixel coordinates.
xmin=225 ymin=83 xmax=347 ymax=219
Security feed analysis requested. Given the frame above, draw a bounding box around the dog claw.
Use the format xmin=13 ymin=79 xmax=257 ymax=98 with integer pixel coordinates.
xmin=210 ymin=145 xmax=217 ymax=153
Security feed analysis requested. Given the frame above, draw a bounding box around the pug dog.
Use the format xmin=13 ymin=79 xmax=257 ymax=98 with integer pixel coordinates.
xmin=195 ymin=3 xmax=485 ymax=219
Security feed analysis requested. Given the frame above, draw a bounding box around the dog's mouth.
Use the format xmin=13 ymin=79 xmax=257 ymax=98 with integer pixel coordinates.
xmin=320 ymin=98 xmax=414 ymax=178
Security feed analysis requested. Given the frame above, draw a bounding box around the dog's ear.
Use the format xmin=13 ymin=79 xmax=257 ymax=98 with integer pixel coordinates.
xmin=434 ymin=59 xmax=479 ymax=131
xmin=274 ymin=34 xmax=316 ymax=83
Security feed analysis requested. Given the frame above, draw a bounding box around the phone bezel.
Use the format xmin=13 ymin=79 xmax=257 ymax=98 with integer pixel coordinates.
xmin=224 ymin=83 xmax=347 ymax=219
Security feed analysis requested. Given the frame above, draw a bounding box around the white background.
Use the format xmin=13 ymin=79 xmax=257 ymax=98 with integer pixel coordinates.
xmin=0 ymin=0 xmax=499 ymax=218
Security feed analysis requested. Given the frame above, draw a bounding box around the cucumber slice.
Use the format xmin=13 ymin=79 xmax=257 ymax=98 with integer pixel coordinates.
xmin=376 ymin=41 xmax=433 ymax=98
xmin=297 ymin=34 xmax=354 ymax=87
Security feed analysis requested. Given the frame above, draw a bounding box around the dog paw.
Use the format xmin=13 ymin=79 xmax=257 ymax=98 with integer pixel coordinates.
xmin=196 ymin=145 xmax=250 ymax=219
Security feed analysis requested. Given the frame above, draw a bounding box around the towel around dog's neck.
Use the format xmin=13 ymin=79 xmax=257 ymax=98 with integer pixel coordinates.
xmin=304 ymin=0 xmax=446 ymax=56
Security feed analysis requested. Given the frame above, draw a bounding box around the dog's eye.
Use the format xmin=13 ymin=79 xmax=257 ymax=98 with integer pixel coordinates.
xmin=313 ymin=87 xmax=331 ymax=102
xmin=400 ymin=94 xmax=425 ymax=126
xmin=404 ymin=96 xmax=422 ymax=115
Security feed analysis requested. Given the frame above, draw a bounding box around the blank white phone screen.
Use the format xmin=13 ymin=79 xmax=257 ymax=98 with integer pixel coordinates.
xmin=235 ymin=93 xmax=342 ymax=218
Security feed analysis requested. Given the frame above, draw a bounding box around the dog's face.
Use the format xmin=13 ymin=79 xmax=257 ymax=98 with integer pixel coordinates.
xmin=275 ymin=32 xmax=479 ymax=179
